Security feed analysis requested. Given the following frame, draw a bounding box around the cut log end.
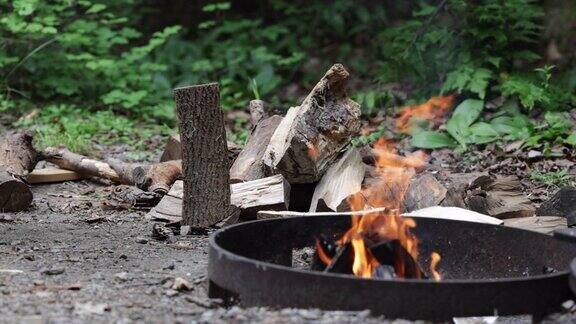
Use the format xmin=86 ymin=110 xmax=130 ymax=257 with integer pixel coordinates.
xmin=0 ymin=174 xmax=33 ymax=212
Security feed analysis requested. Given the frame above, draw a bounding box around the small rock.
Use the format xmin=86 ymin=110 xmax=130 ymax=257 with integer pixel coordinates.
xmin=135 ymin=237 xmax=148 ymax=244
xmin=114 ymin=272 xmax=129 ymax=282
xmin=41 ymin=267 xmax=65 ymax=276
xmin=527 ymin=150 xmax=542 ymax=159
xmin=172 ymin=277 xmax=192 ymax=291
xmin=165 ymin=289 xmax=179 ymax=297
xmin=74 ymin=302 xmax=110 ymax=315
xmin=163 ymin=262 xmax=175 ymax=270
xmin=119 ymin=254 xmax=128 ymax=260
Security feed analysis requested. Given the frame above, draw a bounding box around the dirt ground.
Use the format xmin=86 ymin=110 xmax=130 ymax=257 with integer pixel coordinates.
xmin=0 ymin=181 xmax=575 ymax=324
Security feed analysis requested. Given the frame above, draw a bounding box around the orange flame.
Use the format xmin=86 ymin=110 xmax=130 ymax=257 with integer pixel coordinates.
xmin=337 ymin=137 xmax=442 ymax=279
xmin=396 ymin=95 xmax=455 ymax=134
xmin=430 ymin=252 xmax=442 ymax=281
xmin=315 ymin=238 xmax=332 ymax=265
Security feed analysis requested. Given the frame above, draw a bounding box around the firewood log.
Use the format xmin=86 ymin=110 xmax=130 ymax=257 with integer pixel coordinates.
xmin=229 ymin=115 xmax=283 ymax=183
xmin=0 ymin=132 xmax=39 ymax=212
xmin=44 ymin=147 xmax=128 ymax=183
xmin=175 ymin=83 xmax=232 ymax=228
xmin=159 ymin=134 xmax=242 ymax=167
xmin=263 ymin=64 xmax=361 ymax=184
xmin=147 ymin=175 xmax=291 ymax=223
xmin=309 ymin=148 xmax=365 ymax=212
xmin=132 ymin=160 xmax=182 ymax=195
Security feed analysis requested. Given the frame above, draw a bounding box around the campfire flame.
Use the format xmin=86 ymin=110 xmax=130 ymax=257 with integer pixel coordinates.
xmin=396 ymin=95 xmax=455 ymax=134
xmin=315 ymin=238 xmax=332 ymax=265
xmin=430 ymin=252 xmax=442 ymax=281
xmin=319 ymin=137 xmax=443 ymax=280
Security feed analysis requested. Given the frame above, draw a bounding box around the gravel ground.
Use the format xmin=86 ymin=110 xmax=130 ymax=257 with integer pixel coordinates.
xmin=1 ymin=182 xmax=575 ymax=323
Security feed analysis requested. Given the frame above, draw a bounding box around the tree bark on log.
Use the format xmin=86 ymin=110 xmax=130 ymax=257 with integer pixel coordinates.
xmin=132 ymin=159 xmax=182 ymax=195
xmin=159 ymin=134 xmax=242 ymax=167
xmin=263 ymin=64 xmax=361 ymax=184
xmin=175 ymin=83 xmax=231 ymax=228
xmin=229 ymin=115 xmax=283 ymax=183
xmin=44 ymin=147 xmax=130 ymax=184
xmin=0 ymin=132 xmax=39 ymax=212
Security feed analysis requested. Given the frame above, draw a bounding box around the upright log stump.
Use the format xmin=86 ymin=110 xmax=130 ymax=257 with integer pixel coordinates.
xmin=175 ymin=83 xmax=231 ymax=228
xmin=0 ymin=132 xmax=39 ymax=212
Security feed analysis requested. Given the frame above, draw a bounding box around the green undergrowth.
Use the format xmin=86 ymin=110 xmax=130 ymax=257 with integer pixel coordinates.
xmin=530 ymin=170 xmax=574 ymax=187
xmin=15 ymin=104 xmax=170 ymax=156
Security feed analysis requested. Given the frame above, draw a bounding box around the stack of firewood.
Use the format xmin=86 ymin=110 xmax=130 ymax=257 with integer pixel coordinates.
xmin=1 ymin=63 xmax=543 ymax=230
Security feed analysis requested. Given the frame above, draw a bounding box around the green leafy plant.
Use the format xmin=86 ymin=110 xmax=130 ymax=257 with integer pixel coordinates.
xmin=411 ymin=99 xmax=500 ymax=149
xmin=1 ymin=0 xmax=180 ymax=117
xmin=530 ymin=170 xmax=573 ymax=187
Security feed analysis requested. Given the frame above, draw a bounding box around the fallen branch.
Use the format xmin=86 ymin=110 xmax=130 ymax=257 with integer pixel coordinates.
xmin=44 ymin=147 xmax=128 ymax=183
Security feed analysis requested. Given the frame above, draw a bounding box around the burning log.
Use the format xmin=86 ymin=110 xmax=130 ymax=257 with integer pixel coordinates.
xmin=175 ymin=83 xmax=232 ymax=228
xmin=159 ymin=134 xmax=242 ymax=167
xmin=263 ymin=64 xmax=361 ymax=184
xmin=309 ymin=148 xmax=365 ymax=212
xmin=147 ymin=175 xmax=291 ymax=223
xmin=229 ymin=115 xmax=283 ymax=183
xmin=369 ymin=240 xmax=428 ymax=279
xmin=0 ymin=132 xmax=40 ymax=212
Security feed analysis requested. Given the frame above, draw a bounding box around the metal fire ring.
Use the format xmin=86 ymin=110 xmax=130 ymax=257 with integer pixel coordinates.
xmin=208 ymin=215 xmax=576 ymax=321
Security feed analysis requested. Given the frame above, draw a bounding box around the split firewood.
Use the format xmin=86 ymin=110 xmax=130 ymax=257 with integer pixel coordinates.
xmin=229 ymin=115 xmax=283 ymax=183
xmin=147 ymin=174 xmax=291 ymax=223
xmin=27 ymin=168 xmax=82 ymax=184
xmin=132 ymin=160 xmax=182 ymax=195
xmin=536 ymin=186 xmax=576 ymax=226
xmin=403 ymin=173 xmax=447 ymax=212
xmin=309 ymin=148 xmax=365 ymax=212
xmin=471 ymin=176 xmax=535 ymax=219
xmin=0 ymin=131 xmax=40 ymax=212
xmin=256 ymin=207 xmax=388 ymax=220
xmin=159 ymin=134 xmax=242 ymax=167
xmin=503 ymin=216 xmax=567 ymax=235
xmin=44 ymin=147 xmax=129 ymax=184
xmin=263 ymin=64 xmax=361 ymax=184
xmin=175 ymin=83 xmax=232 ymax=227
xmin=230 ymin=174 xmax=290 ymax=219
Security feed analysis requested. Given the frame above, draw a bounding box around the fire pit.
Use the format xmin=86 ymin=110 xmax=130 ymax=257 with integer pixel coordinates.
xmin=208 ymin=215 xmax=576 ymax=320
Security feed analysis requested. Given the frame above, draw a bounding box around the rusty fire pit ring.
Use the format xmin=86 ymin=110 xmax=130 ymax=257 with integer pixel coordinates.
xmin=208 ymin=215 xmax=576 ymax=320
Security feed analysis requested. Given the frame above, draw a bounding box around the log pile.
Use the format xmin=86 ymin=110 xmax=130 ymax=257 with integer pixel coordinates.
xmin=3 ymin=62 xmax=545 ymax=235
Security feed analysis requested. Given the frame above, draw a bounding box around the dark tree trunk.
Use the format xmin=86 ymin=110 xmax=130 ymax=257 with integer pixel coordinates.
xmin=175 ymin=83 xmax=231 ymax=228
